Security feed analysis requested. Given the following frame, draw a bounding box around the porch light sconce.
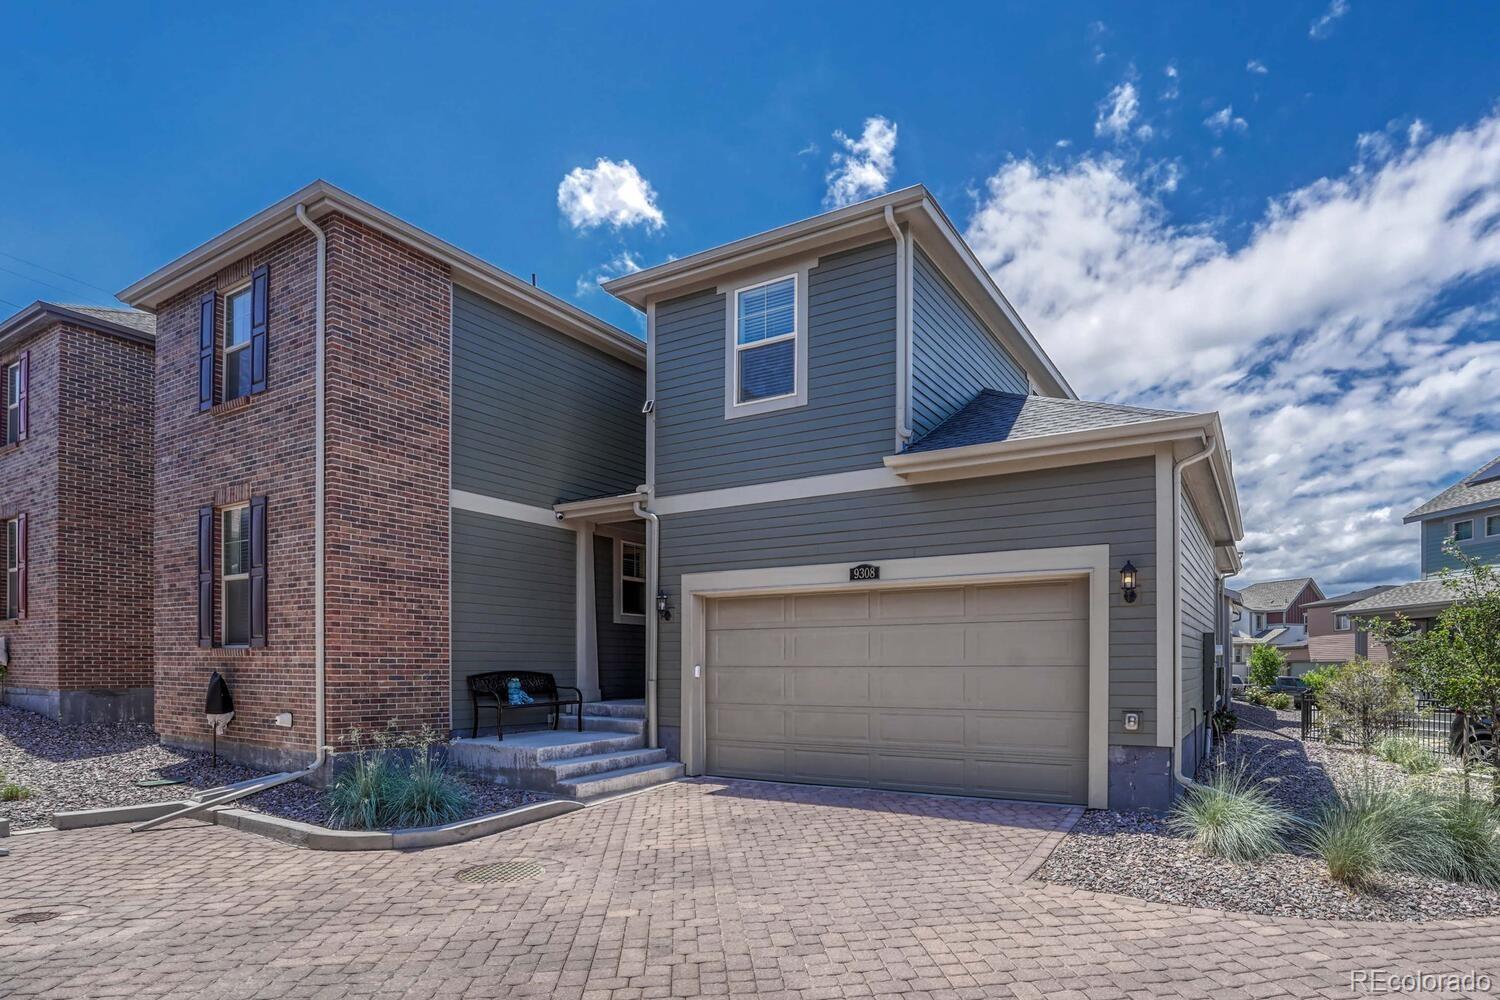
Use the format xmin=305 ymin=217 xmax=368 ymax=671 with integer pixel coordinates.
xmin=656 ymin=590 xmax=673 ymax=622
xmin=1120 ymin=561 xmax=1138 ymax=604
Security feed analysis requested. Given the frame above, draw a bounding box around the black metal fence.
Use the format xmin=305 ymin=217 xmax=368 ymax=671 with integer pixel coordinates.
xmin=1300 ymin=697 xmax=1461 ymax=755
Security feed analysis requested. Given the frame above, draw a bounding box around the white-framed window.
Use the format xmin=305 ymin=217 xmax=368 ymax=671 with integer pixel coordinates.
xmin=1253 ymin=613 xmax=1266 ymax=631
xmin=4 ymin=361 xmax=20 ymax=445
xmin=1452 ymin=519 xmax=1475 ymax=543
xmin=1487 ymin=513 xmax=1500 ymax=537
xmin=221 ymin=504 xmax=251 ymax=646
xmin=1334 ymin=613 xmax=1351 ymax=631
xmin=4 ymin=516 xmax=18 ymax=620
xmin=724 ymin=266 xmax=809 ymax=420
xmin=223 ymin=284 xmax=254 ymax=403
xmin=614 ymin=538 xmax=646 ymax=624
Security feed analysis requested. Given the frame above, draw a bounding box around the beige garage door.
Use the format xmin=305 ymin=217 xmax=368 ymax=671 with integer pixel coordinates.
xmin=705 ymin=578 xmax=1089 ymax=803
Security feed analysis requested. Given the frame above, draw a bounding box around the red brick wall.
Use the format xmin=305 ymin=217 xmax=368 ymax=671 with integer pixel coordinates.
xmin=323 ymin=215 xmax=450 ymax=743
xmin=55 ymin=325 xmax=154 ymax=692
xmin=0 ymin=328 xmax=61 ymax=693
xmin=153 ymin=214 xmax=452 ymax=762
xmin=154 ymin=230 xmax=320 ymax=759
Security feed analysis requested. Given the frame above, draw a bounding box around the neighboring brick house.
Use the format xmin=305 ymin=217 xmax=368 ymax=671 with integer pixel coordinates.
xmin=120 ymin=182 xmax=648 ymax=774
xmin=1305 ymin=586 xmax=1395 ymax=666
xmin=0 ymin=301 xmax=155 ymax=722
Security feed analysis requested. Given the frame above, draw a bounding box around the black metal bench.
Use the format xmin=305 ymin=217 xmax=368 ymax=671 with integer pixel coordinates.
xmin=467 ymin=670 xmax=583 ymax=740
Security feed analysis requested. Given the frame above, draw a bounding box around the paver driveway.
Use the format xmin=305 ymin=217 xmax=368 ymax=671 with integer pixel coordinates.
xmin=2 ymin=778 xmax=1498 ymax=999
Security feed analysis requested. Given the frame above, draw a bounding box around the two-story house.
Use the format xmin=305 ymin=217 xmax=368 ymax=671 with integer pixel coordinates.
xmin=0 ymin=301 xmax=155 ymax=722
xmin=1229 ymin=577 xmax=1322 ymax=668
xmin=1338 ymin=455 xmax=1500 ymax=626
xmin=119 ymin=181 xmax=1243 ymax=810
xmin=1304 ymin=586 xmax=1395 ymax=666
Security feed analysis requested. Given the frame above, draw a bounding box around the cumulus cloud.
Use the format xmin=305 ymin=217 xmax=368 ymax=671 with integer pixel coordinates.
xmin=1204 ymin=106 xmax=1249 ymax=135
xmin=1246 ymin=59 xmax=1269 ymax=75
xmin=1310 ymin=0 xmax=1350 ymax=39
xmin=825 ymin=116 xmax=898 ymax=208
xmin=1095 ymin=82 xmax=1151 ymax=141
xmin=557 ymin=158 xmax=665 ymax=231
xmin=965 ymin=113 xmax=1500 ymax=590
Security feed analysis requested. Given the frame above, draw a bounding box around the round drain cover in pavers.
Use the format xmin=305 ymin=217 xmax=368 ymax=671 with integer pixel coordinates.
xmin=7 ymin=911 xmax=62 ymax=925
xmin=453 ymin=860 xmax=545 ymax=884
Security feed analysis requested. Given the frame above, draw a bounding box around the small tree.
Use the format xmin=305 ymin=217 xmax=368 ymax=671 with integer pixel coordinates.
xmin=1248 ymin=643 xmax=1286 ymax=689
xmin=1367 ymin=540 xmax=1500 ymax=801
xmin=1317 ymin=658 xmax=1415 ymax=751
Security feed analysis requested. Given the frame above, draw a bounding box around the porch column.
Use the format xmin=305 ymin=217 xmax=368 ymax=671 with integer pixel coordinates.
xmin=575 ymin=520 xmax=600 ymax=702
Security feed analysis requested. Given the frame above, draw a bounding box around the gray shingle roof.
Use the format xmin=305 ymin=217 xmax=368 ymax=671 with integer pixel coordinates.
xmin=1303 ymin=585 xmax=1395 ymax=609
xmin=48 ymin=303 xmax=156 ymax=338
xmin=1341 ymin=579 xmax=1458 ymax=615
xmin=1238 ymin=578 xmax=1319 ymax=611
xmin=903 ymin=390 xmax=1189 ymax=454
xmin=1405 ymin=455 xmax=1500 ymax=521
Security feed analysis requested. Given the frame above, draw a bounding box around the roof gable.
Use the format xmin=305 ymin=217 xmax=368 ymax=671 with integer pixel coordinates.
xmin=1238 ymin=577 xmax=1321 ymax=611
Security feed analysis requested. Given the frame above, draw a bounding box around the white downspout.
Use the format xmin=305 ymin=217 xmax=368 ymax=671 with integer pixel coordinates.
xmin=632 ymin=500 xmax=659 ymax=750
xmin=1172 ymin=434 xmax=1218 ymax=789
xmin=884 ymin=206 xmax=913 ymax=443
xmin=295 ymin=204 xmax=330 ymax=773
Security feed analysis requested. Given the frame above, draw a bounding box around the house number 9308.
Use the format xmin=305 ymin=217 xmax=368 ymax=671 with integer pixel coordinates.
xmin=849 ymin=563 xmax=880 ymax=581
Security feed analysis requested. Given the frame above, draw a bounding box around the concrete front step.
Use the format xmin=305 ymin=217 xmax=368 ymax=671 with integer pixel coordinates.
xmin=545 ymin=746 xmax=670 ymax=782
xmin=577 ymin=714 xmax=645 ymax=735
xmin=573 ymin=700 xmax=647 ymax=720
xmin=532 ymin=731 xmax=644 ymax=763
xmin=554 ymin=760 xmax=685 ymax=800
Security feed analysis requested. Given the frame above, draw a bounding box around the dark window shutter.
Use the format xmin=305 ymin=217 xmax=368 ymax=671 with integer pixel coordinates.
xmin=198 ymin=292 xmax=217 ymax=411
xmin=197 ymin=506 xmax=214 ymax=647
xmin=249 ymin=495 xmax=268 ymax=648
xmin=16 ymin=512 xmax=26 ymax=619
xmin=250 ymin=264 xmax=269 ymax=394
xmin=16 ymin=350 xmax=28 ymax=441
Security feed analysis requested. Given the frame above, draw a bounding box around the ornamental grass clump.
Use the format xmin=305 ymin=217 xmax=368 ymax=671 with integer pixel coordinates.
xmin=324 ymin=725 xmax=471 ymax=831
xmin=1374 ymin=735 xmax=1442 ymax=776
xmin=1436 ymin=794 xmax=1500 ymax=888
xmin=394 ymin=746 xmax=472 ymax=829
xmin=1307 ymin=774 xmax=1456 ymax=888
xmin=1171 ymin=765 xmax=1295 ymax=862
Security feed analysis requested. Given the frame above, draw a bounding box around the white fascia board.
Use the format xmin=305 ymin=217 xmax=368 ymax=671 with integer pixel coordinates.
xmin=553 ymin=491 xmax=648 ymax=523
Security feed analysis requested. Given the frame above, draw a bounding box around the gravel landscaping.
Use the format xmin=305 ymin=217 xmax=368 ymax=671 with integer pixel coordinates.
xmin=0 ymin=704 xmax=545 ymax=832
xmin=1039 ymin=701 xmax=1500 ymax=921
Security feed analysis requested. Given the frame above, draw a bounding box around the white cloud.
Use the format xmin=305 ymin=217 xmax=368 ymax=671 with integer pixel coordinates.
xmin=574 ymin=250 xmax=644 ymax=297
xmin=965 ymin=112 xmax=1500 ymax=591
xmin=1161 ymin=64 xmax=1180 ymax=101
xmin=825 ymin=116 xmax=898 ymax=208
xmin=1204 ymin=106 xmax=1249 ymax=135
xmin=1246 ymin=59 xmax=1269 ymax=75
xmin=1095 ymin=82 xmax=1142 ymax=141
xmin=1310 ymin=0 xmax=1350 ymax=39
xmin=557 ymin=158 xmax=665 ymax=231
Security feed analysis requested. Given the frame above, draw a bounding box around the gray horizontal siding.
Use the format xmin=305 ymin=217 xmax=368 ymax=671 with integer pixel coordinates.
xmin=595 ymin=534 xmax=645 ymax=700
xmin=1421 ymin=508 xmax=1500 ymax=577
xmin=654 ymin=240 xmax=897 ymax=495
xmin=910 ymin=244 xmax=1029 ymax=439
xmin=452 ymin=285 xmax=645 ymax=507
xmin=1180 ymin=491 xmax=1217 ymax=743
xmin=451 ymin=510 xmax=575 ymax=737
xmin=657 ymin=457 xmax=1159 ymax=745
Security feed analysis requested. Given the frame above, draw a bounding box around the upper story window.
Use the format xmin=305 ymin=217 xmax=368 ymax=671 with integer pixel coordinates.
xmin=724 ymin=269 xmax=808 ymax=420
xmin=1487 ymin=513 xmax=1500 ymax=537
xmin=1334 ymin=613 xmax=1351 ymax=631
xmin=1452 ymin=519 xmax=1474 ymax=542
xmin=614 ymin=538 xmax=646 ymax=624
xmin=4 ymin=354 xmax=28 ymax=446
xmin=223 ymin=285 xmax=254 ymax=402
xmin=1253 ymin=612 xmax=1266 ymax=631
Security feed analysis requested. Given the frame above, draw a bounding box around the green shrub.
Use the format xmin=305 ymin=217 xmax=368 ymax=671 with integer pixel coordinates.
xmin=1436 ymin=794 xmax=1500 ymax=887
xmin=1308 ymin=776 xmax=1455 ymax=887
xmin=1211 ymin=707 xmax=1238 ymax=737
xmin=0 ymin=783 xmax=29 ymax=802
xmin=1248 ymin=644 xmax=1287 ymax=689
xmin=1374 ymin=735 xmax=1441 ymax=775
xmin=1300 ymin=664 xmax=1343 ymax=701
xmin=1319 ymin=658 xmax=1416 ymax=751
xmin=1171 ymin=765 xmax=1295 ymax=862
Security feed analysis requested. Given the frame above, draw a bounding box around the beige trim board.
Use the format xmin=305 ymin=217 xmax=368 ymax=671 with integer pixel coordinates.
xmin=451 ymin=489 xmax=571 ymax=530
xmin=654 ymin=467 xmax=908 ymax=516
xmin=677 ymin=544 xmax=1112 ymax=809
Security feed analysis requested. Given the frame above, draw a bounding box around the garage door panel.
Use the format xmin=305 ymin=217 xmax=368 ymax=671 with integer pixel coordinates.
xmin=704 ymin=579 xmax=1089 ymax=805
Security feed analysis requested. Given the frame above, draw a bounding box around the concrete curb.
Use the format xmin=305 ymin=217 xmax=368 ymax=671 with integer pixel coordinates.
xmin=208 ymin=798 xmax=585 ymax=852
xmin=52 ymin=801 xmax=197 ymax=830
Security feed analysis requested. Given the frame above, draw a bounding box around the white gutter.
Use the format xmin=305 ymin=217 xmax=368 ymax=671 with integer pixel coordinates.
xmin=1172 ymin=434 xmax=1219 ymax=790
xmin=883 ymin=206 xmax=913 ymax=443
xmin=295 ymin=204 xmax=331 ymax=775
xmin=632 ymin=499 xmax=660 ymax=750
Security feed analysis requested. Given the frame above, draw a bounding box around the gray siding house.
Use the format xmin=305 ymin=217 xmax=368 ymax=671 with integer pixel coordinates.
xmin=597 ymin=186 xmax=1245 ymax=810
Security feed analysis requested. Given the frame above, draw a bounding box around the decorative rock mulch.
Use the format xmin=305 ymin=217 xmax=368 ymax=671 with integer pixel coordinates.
xmin=0 ymin=704 xmax=544 ymax=832
xmin=1038 ymin=701 xmax=1500 ymax=922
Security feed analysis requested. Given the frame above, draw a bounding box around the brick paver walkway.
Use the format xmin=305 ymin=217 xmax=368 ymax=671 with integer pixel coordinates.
xmin=2 ymin=778 xmax=1498 ymax=999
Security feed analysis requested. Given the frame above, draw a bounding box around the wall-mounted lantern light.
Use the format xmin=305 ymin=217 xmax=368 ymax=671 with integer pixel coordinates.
xmin=1120 ymin=561 xmax=1138 ymax=604
xmin=656 ymin=590 xmax=673 ymax=622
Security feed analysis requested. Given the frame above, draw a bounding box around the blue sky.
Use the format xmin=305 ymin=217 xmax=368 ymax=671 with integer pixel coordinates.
xmin=3 ymin=2 xmax=1498 ymax=592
